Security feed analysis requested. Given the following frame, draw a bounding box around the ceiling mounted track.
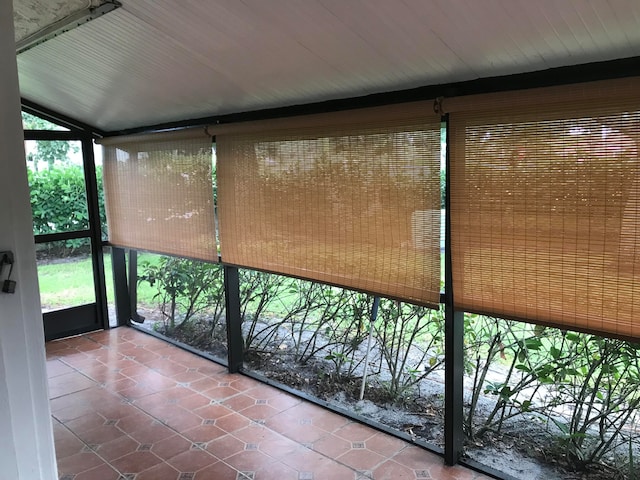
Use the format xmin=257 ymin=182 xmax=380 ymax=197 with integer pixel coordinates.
xmin=15 ymin=0 xmax=121 ymax=54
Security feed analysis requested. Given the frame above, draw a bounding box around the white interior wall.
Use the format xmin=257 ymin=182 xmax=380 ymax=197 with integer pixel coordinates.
xmin=0 ymin=0 xmax=57 ymax=478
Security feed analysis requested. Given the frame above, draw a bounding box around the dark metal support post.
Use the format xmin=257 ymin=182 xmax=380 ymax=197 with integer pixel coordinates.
xmin=128 ymin=250 xmax=145 ymax=323
xmin=81 ymin=136 xmax=108 ymax=329
xmin=111 ymin=246 xmax=131 ymax=326
xmin=443 ymin=114 xmax=464 ymax=465
xmin=224 ymin=265 xmax=243 ymax=373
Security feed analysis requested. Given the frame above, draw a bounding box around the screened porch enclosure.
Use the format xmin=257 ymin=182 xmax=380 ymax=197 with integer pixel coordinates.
xmin=92 ymin=75 xmax=640 ymax=480
xmin=11 ymin=2 xmax=640 ymax=478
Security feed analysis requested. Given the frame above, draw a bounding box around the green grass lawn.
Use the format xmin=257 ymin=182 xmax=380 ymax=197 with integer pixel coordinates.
xmin=37 ymin=252 xmax=158 ymax=309
xmin=37 ymin=251 xmax=446 ymax=314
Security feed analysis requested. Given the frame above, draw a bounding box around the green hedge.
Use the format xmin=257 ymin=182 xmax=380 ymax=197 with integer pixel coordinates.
xmin=28 ymin=164 xmax=106 ymax=237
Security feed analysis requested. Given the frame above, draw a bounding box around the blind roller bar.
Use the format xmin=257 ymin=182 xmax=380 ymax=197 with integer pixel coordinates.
xmin=207 ymin=101 xmax=438 ymax=136
xmin=441 ymin=76 xmax=640 ymax=113
xmin=97 ymin=127 xmax=211 ymax=146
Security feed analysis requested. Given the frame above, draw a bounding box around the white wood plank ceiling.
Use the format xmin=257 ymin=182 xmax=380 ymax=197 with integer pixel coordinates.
xmin=14 ymin=0 xmax=640 ymax=132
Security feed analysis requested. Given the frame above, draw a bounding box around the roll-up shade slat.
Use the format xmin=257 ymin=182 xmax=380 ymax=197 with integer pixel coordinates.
xmin=450 ymin=80 xmax=640 ymax=338
xmin=216 ymin=103 xmax=442 ymax=306
xmin=100 ymin=130 xmax=217 ymax=262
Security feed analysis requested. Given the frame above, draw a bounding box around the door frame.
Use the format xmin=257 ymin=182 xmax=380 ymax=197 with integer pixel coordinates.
xmin=24 ymin=127 xmax=108 ymax=341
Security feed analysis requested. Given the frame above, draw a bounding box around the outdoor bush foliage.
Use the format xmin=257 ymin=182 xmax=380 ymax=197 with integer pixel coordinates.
xmin=28 ymin=164 xmax=107 ymax=242
xmin=138 ymin=256 xmax=224 ymax=332
xmin=464 ymin=314 xmax=640 ymax=472
xmin=139 ymin=256 xmax=640 ymax=477
xmin=373 ymin=301 xmax=444 ymax=400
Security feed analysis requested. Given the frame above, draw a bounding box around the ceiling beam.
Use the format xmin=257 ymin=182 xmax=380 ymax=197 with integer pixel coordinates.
xmin=21 ymin=98 xmax=106 ymax=137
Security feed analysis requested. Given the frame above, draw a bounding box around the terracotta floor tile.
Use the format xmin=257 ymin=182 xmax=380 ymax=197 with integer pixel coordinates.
xmin=48 ymin=328 xmax=487 ymax=480
xmin=194 ymin=403 xmax=234 ymax=420
xmin=427 ymin=463 xmax=489 ymax=480
xmin=132 ymin=390 xmax=173 ymax=412
xmin=163 ymin=409 xmax=204 ymax=432
xmin=72 ymin=462 xmax=121 ymax=480
xmin=312 ymin=458 xmax=357 ymax=480
xmin=198 ymin=365 xmax=227 ymax=377
xmin=229 ymin=376 xmax=261 ymax=391
xmin=181 ymin=423 xmax=226 ymax=443
xmin=129 ymin=349 xmax=161 ymax=364
xmin=75 ymin=424 xmax=126 ymax=445
xmin=48 ymin=371 xmax=97 ymax=399
xmin=254 ymin=460 xmax=299 ymax=480
xmin=215 ymin=413 xmax=252 ymax=434
xmin=364 ymin=432 xmax=408 ymax=456
xmin=194 ymin=461 xmax=239 ymax=480
xmin=74 ymin=341 xmax=103 ymax=353
xmin=46 ymin=339 xmax=73 ymax=354
xmin=171 ymin=370 xmax=207 ymax=384
xmin=95 ymin=434 xmax=140 ymax=461
xmin=81 ymin=365 xmax=126 ymax=384
xmin=152 ymin=434 xmax=193 ymax=460
xmin=333 ymin=422 xmax=377 ymax=443
xmin=179 ymin=392 xmax=216 ymax=410
xmin=312 ymin=433 xmax=352 ymax=459
xmin=140 ymin=370 xmax=177 ymax=390
xmin=64 ymin=411 xmax=107 ymax=435
xmin=156 ymin=385 xmax=195 ymax=401
xmin=392 ymin=445 xmax=442 ymax=470
xmin=119 ymin=362 xmax=152 ymax=378
xmin=232 ymin=423 xmax=276 ymax=444
xmin=53 ymin=427 xmax=86 ymax=459
xmin=269 ymin=418 xmax=327 ymax=444
xmin=146 ymin=359 xmax=188 ymax=377
xmin=116 ymin=410 xmax=157 ymax=434
xmin=94 ymin=399 xmax=140 ymax=421
xmin=127 ymin=421 xmax=176 ymax=444
xmin=244 ymin=384 xmax=288 ymax=400
xmin=278 ymin=446 xmax=329 ymax=472
xmin=56 ymin=451 xmax=104 ymax=475
xmin=256 ymin=432 xmax=300 ymax=460
xmin=136 ymin=461 xmax=181 ymax=480
xmin=225 ymin=449 xmax=276 ymax=472
xmin=206 ymin=434 xmax=246 ymax=459
xmin=118 ymin=383 xmax=158 ymax=400
xmin=239 ymin=403 xmax=280 ymax=420
xmin=312 ymin=410 xmax=352 ymax=433
xmin=222 ymin=393 xmax=256 ymax=411
xmin=373 ymin=459 xmax=416 ymax=479
xmin=203 ymin=385 xmax=242 ymax=401
xmin=266 ymin=392 xmax=301 ymax=412
xmin=110 ymin=450 xmax=163 ymax=473
xmin=47 ymin=359 xmax=75 ymax=378
xmin=52 ymin=403 xmax=95 ymax=423
xmin=337 ymin=447 xmax=386 ymax=471
xmin=165 ymin=448 xmax=218 ymax=472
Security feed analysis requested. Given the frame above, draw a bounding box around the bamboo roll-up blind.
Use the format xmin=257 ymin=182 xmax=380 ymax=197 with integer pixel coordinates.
xmin=99 ymin=129 xmax=217 ymax=262
xmin=216 ymin=104 xmax=442 ymax=306
xmin=449 ymin=80 xmax=640 ymax=338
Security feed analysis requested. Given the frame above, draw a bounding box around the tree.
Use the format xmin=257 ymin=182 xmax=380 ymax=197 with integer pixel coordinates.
xmin=22 ymin=112 xmax=76 ymax=170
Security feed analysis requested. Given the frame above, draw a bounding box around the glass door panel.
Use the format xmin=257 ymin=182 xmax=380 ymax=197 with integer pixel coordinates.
xmin=24 ymin=134 xmax=105 ymax=340
xmin=25 ymin=140 xmax=89 ymax=235
xmin=36 ymin=238 xmax=96 ymax=312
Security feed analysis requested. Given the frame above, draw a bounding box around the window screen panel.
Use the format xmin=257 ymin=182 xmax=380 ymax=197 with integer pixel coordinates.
xmin=450 ymin=85 xmax=640 ymax=338
xmin=99 ymin=129 xmax=217 ymax=262
xmin=216 ymin=105 xmax=442 ymax=306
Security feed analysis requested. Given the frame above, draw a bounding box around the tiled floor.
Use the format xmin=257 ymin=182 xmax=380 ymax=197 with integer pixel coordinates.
xmin=46 ymin=327 xmax=489 ymax=480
